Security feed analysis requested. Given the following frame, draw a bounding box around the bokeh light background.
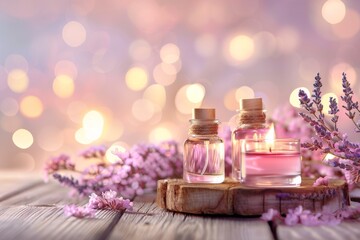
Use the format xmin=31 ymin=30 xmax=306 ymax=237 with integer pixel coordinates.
xmin=1 ymin=0 xmax=360 ymax=171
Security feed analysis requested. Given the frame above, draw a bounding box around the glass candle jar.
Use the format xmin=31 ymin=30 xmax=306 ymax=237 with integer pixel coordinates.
xmin=183 ymin=108 xmax=225 ymax=183
xmin=239 ymin=138 xmax=301 ymax=187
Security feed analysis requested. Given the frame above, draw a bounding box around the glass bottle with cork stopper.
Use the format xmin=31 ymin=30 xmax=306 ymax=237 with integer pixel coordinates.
xmin=231 ymin=98 xmax=270 ymax=181
xmin=183 ymin=108 xmax=225 ymax=183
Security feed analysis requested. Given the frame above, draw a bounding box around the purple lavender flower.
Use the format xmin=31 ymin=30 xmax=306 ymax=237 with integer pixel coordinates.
xmin=261 ymin=205 xmax=360 ymax=226
xmin=79 ymin=145 xmax=107 ymax=159
xmin=284 ymin=211 xmax=300 ymax=225
xmin=43 ymin=154 xmax=75 ymax=182
xmin=312 ymin=73 xmax=325 ymax=121
xmin=299 ymin=90 xmax=315 ymax=113
xmin=298 ymin=73 xmax=360 ymax=185
xmin=63 ymin=190 xmax=133 ymax=219
xmin=341 ymin=73 xmax=360 ymax=129
xmin=329 ymin=97 xmax=339 ymax=131
xmin=63 ymin=204 xmax=96 ymax=218
xmin=88 ymin=190 xmax=133 ymax=211
xmin=260 ymin=208 xmax=280 ymax=221
xmin=46 ymin=140 xmax=183 ymax=199
xmin=313 ymin=176 xmax=329 ymax=187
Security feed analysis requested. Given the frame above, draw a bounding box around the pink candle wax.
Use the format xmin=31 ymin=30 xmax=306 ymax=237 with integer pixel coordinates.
xmin=232 ymin=128 xmax=269 ymax=180
xmin=245 ymin=151 xmax=300 ymax=175
xmin=239 ymin=139 xmax=301 ymax=187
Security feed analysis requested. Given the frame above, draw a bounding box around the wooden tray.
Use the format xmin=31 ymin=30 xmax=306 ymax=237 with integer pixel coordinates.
xmin=156 ymin=178 xmax=350 ymax=216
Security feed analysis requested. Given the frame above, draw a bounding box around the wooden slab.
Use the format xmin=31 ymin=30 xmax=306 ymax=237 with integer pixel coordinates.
xmin=157 ymin=178 xmax=350 ymax=216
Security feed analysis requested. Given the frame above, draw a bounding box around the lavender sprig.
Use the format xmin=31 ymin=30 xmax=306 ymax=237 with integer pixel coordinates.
xmin=312 ymin=73 xmax=325 ymax=123
xmin=341 ymin=73 xmax=360 ymax=131
xmin=45 ymin=141 xmax=183 ymax=198
xmin=329 ymin=97 xmax=339 ymax=131
xmin=298 ymin=73 xmax=360 ymax=185
xmin=79 ymin=145 xmax=107 ymax=159
xmin=43 ymin=154 xmax=75 ymax=182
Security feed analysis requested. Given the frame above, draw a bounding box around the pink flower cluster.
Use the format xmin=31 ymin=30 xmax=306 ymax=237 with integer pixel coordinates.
xmin=313 ymin=176 xmax=329 ymax=187
xmin=44 ymin=141 xmax=183 ymax=198
xmin=261 ymin=205 xmax=360 ymax=226
xmin=88 ymin=190 xmax=133 ymax=211
xmin=63 ymin=204 xmax=96 ymax=218
xmin=43 ymin=154 xmax=75 ymax=182
xmin=63 ymin=190 xmax=133 ymax=218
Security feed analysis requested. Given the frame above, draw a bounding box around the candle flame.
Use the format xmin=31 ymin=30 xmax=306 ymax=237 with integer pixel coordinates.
xmin=265 ymin=123 xmax=275 ymax=152
xmin=265 ymin=123 xmax=276 ymax=141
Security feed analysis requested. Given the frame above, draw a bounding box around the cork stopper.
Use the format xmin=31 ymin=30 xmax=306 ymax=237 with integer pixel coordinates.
xmin=190 ymin=108 xmax=219 ymax=135
xmin=240 ymin=98 xmax=263 ymax=111
xmin=239 ymin=98 xmax=266 ymax=124
xmin=193 ymin=108 xmax=216 ymax=120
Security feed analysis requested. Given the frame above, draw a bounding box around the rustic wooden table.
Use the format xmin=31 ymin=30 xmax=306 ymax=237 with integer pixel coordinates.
xmin=1 ymin=172 xmax=360 ymax=240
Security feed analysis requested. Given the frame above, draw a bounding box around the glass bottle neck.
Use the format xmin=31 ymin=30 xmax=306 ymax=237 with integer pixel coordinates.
xmin=239 ymin=109 xmax=266 ymax=125
xmin=188 ymin=119 xmax=219 ymax=136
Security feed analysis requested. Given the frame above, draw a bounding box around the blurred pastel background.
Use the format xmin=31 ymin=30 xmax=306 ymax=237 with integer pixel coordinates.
xmin=0 ymin=0 xmax=359 ymax=171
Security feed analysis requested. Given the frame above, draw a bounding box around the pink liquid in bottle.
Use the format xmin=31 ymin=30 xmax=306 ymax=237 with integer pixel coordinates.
xmin=184 ymin=137 xmax=224 ymax=183
xmin=231 ymin=98 xmax=269 ymax=181
xmin=183 ymin=108 xmax=225 ymax=183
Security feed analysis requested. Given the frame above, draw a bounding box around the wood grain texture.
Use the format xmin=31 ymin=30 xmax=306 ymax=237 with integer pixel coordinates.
xmin=110 ymin=193 xmax=274 ymax=240
xmin=0 ymin=172 xmax=42 ymax=201
xmin=277 ymin=220 xmax=360 ymax=240
xmin=0 ymin=173 xmax=358 ymax=240
xmin=157 ymin=178 xmax=350 ymax=216
xmin=0 ymin=180 xmax=123 ymax=240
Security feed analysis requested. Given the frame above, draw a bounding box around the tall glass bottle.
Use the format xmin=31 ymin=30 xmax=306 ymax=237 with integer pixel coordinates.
xmin=183 ymin=108 xmax=225 ymax=183
xmin=231 ymin=98 xmax=269 ymax=181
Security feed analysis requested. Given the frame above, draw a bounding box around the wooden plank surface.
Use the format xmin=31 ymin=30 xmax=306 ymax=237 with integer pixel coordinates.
xmin=0 ymin=176 xmax=123 ymax=240
xmin=0 ymin=172 xmax=42 ymax=201
xmin=277 ymin=201 xmax=360 ymax=240
xmin=109 ymin=193 xmax=274 ymax=240
xmin=0 ymin=172 xmax=358 ymax=240
xmin=277 ymin=220 xmax=360 ymax=240
xmin=157 ymin=178 xmax=350 ymax=216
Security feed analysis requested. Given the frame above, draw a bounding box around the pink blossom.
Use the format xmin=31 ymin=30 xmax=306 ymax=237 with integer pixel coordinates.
xmin=43 ymin=154 xmax=75 ymax=182
xmin=63 ymin=204 xmax=96 ymax=218
xmin=284 ymin=213 xmax=299 ymax=225
xmin=46 ymin=141 xmax=183 ymax=199
xmin=261 ymin=208 xmax=280 ymax=221
xmin=64 ymin=190 xmax=133 ymax=219
xmin=313 ymin=176 xmax=329 ymax=187
xmin=102 ymin=190 xmax=117 ymax=199
xmin=79 ymin=145 xmax=107 ymax=159
xmin=88 ymin=190 xmax=133 ymax=211
xmin=261 ymin=204 xmax=360 ymax=226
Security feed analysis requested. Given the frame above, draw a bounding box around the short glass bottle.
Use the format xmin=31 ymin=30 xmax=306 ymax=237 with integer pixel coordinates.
xmin=183 ymin=108 xmax=225 ymax=183
xmin=231 ymin=98 xmax=270 ymax=181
